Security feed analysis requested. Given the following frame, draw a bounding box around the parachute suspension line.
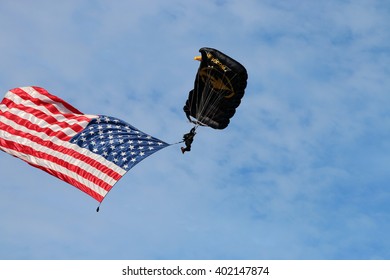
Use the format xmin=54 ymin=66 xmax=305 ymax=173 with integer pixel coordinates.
xmin=204 ymin=75 xmax=227 ymax=117
xmin=194 ymin=70 xmax=205 ymax=124
xmin=187 ymin=68 xmax=211 ymax=126
xmin=195 ymin=69 xmax=232 ymax=127
xmin=186 ymin=67 xmax=203 ymax=126
xmin=205 ymin=72 xmax=226 ymax=120
xmin=187 ymin=82 xmax=196 ymax=123
xmin=201 ymin=71 xmax=240 ymax=125
xmin=195 ymin=70 xmax=221 ymax=125
xmin=198 ymin=87 xmax=221 ymax=124
xmin=195 ymin=73 xmax=208 ymax=123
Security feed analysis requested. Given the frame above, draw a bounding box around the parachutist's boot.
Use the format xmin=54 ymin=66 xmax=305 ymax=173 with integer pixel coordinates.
xmin=181 ymin=146 xmax=191 ymax=154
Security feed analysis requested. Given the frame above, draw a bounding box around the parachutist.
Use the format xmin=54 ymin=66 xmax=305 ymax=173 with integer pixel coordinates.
xmin=181 ymin=127 xmax=196 ymax=154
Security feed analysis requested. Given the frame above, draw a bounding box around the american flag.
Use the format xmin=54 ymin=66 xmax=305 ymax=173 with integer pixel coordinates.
xmin=0 ymin=86 xmax=169 ymax=202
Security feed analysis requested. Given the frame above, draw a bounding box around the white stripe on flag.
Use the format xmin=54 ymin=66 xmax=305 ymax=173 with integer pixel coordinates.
xmin=0 ymin=132 xmax=120 ymax=188
xmin=3 ymin=92 xmax=93 ymax=132
xmin=21 ymin=87 xmax=80 ymax=115
xmin=0 ymin=115 xmax=127 ymax=178
xmin=1 ymin=106 xmax=85 ymax=138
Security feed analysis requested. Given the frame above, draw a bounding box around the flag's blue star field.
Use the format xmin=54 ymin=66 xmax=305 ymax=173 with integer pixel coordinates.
xmin=71 ymin=116 xmax=169 ymax=171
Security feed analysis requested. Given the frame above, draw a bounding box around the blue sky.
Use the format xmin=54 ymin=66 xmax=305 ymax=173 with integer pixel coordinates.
xmin=0 ymin=0 xmax=389 ymax=259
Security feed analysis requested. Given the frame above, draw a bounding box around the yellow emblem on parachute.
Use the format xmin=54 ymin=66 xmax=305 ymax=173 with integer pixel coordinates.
xmin=198 ymin=67 xmax=235 ymax=98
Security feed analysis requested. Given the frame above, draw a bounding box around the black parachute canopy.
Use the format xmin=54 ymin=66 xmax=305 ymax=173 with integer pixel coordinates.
xmin=183 ymin=47 xmax=248 ymax=129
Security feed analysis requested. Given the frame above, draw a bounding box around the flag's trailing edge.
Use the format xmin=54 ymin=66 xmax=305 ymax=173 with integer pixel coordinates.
xmin=0 ymin=86 xmax=169 ymax=203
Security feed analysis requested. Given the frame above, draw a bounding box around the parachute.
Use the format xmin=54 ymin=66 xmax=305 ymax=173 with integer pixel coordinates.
xmin=183 ymin=47 xmax=248 ymax=129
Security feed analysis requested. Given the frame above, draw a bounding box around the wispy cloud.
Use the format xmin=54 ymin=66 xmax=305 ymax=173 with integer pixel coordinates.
xmin=0 ymin=0 xmax=389 ymax=260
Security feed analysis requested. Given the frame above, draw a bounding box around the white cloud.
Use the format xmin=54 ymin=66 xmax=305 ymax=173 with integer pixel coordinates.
xmin=1 ymin=0 xmax=390 ymax=260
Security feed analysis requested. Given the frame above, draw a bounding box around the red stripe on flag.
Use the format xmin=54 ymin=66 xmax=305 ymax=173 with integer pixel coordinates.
xmin=1 ymin=110 xmax=76 ymax=141
xmin=12 ymin=87 xmax=84 ymax=115
xmin=27 ymin=160 xmax=105 ymax=202
xmin=9 ymin=89 xmax=89 ymax=128
xmin=0 ymin=138 xmax=112 ymax=194
xmin=0 ymin=122 xmax=123 ymax=183
xmin=1 ymin=98 xmax=89 ymax=136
